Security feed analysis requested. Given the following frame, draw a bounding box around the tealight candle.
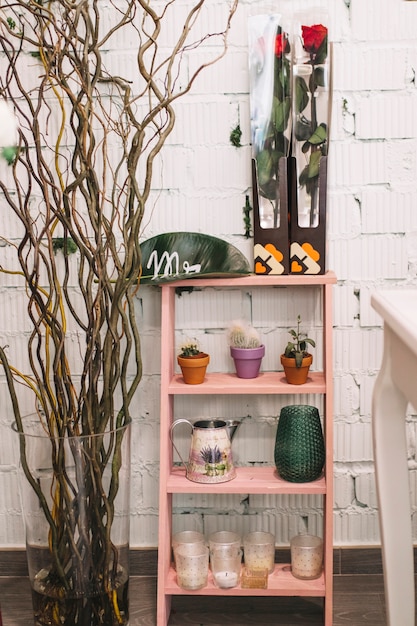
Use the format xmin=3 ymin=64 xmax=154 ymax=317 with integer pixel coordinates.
xmin=290 ymin=534 xmax=323 ymax=580
xmin=210 ymin=548 xmax=242 ymax=589
xmin=213 ymin=570 xmax=239 ymax=588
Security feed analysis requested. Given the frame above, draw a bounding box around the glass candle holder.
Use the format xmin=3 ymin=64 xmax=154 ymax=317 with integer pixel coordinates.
xmin=243 ymin=531 xmax=275 ymax=574
xmin=208 ymin=530 xmax=241 ymax=557
xmin=175 ymin=543 xmax=209 ymax=590
xmin=210 ymin=547 xmax=242 ymax=589
xmin=290 ymin=534 xmax=323 ymax=580
xmin=172 ymin=530 xmax=206 ymax=569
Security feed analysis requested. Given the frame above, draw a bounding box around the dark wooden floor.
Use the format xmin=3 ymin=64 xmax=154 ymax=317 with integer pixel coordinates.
xmin=0 ymin=573 xmax=394 ymax=625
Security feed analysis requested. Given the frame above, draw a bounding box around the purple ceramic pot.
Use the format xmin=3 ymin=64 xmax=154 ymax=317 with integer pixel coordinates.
xmin=230 ymin=345 xmax=265 ymax=379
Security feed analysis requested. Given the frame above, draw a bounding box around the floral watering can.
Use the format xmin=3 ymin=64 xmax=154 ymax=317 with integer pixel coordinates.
xmin=170 ymin=419 xmax=237 ymax=484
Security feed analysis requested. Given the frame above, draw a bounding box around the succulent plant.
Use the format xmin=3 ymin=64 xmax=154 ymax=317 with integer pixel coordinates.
xmin=283 ymin=315 xmax=315 ymax=367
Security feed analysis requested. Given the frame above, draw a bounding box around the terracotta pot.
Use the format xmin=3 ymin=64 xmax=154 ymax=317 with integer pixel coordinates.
xmin=178 ymin=353 xmax=209 ymax=384
xmin=280 ymin=353 xmax=312 ymax=385
xmin=230 ymin=345 xmax=265 ymax=379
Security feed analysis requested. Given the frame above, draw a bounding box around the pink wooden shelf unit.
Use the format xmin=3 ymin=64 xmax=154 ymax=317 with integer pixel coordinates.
xmin=157 ymin=272 xmax=336 ymax=626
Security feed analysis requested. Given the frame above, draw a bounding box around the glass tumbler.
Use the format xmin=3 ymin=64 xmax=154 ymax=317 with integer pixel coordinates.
xmin=172 ymin=530 xmax=206 ymax=569
xmin=243 ymin=531 xmax=275 ymax=574
xmin=210 ymin=547 xmax=242 ymax=589
xmin=290 ymin=534 xmax=323 ymax=580
xmin=208 ymin=530 xmax=241 ymax=557
xmin=175 ymin=543 xmax=209 ymax=590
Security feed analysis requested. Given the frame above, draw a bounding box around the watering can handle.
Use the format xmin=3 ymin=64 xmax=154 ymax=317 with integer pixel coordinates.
xmin=169 ymin=419 xmax=193 ymax=469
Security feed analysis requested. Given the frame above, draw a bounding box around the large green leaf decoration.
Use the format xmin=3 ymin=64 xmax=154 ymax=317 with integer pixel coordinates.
xmin=140 ymin=232 xmax=251 ymax=284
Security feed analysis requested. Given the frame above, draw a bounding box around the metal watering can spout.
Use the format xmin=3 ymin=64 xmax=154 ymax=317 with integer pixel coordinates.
xmin=195 ymin=419 xmax=242 ymax=441
xmin=223 ymin=418 xmax=243 ymax=442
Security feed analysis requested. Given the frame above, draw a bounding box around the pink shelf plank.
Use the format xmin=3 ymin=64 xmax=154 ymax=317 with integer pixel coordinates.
xmin=164 ymin=563 xmax=325 ymax=597
xmin=168 ymin=371 xmax=326 ymax=394
xmin=167 ymin=466 xmax=326 ymax=495
xmin=161 ymin=271 xmax=337 ymax=289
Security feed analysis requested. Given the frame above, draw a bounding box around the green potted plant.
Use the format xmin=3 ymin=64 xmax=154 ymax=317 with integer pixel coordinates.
xmin=178 ymin=340 xmax=210 ymax=385
xmin=0 ymin=2 xmax=237 ymax=624
xmin=228 ymin=320 xmax=265 ymax=379
xmin=281 ymin=315 xmax=315 ymax=384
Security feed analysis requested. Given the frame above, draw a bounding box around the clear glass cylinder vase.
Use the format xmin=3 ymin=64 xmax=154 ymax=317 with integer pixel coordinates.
xmin=13 ymin=415 xmax=131 ymax=626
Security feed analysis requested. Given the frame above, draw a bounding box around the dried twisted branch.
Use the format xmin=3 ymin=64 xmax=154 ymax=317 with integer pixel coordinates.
xmin=0 ymin=1 xmax=237 ymax=623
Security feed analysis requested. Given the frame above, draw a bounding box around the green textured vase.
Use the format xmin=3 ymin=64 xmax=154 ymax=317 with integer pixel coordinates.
xmin=274 ymin=405 xmax=325 ymax=483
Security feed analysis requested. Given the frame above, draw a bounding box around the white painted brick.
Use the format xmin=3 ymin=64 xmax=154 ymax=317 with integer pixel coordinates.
xmin=333 ymin=374 xmax=360 ymax=418
xmin=333 ymin=285 xmax=358 ymax=328
xmin=203 ymin=511 xmax=323 ymax=546
xmin=0 ymin=205 xmax=26 ymax=240
xmin=192 ymin=145 xmax=251 ymax=190
xmin=248 ymin=494 xmax=322 ymax=516
xmin=356 ymin=94 xmax=417 ymax=140
xmin=189 ymin=50 xmax=249 ymax=95
xmin=334 ymin=328 xmax=384 ymax=373
xmin=175 ymin=288 xmax=246 ymax=332
xmin=329 ymin=93 xmax=351 ymax=143
xmin=387 ymin=139 xmax=417 ymax=185
xmin=141 ymin=190 xmax=249 ymax=239
xmin=168 ymin=98 xmax=242 ymax=148
xmin=172 ymin=513 xmax=205 ymax=538
xmin=0 ymin=513 xmax=25 ymax=546
xmin=140 ymin=333 xmax=162 ymax=376
xmin=334 ymin=508 xmax=380 ymax=545
xmin=327 ymin=193 xmax=361 ymax=239
xmin=361 ymin=188 xmax=417 ymax=234
xmin=360 ymin=374 xmax=378 ymax=418
xmin=0 ymin=470 xmax=21 ymax=510
xmin=355 ymin=469 xmax=378 ymax=509
xmin=130 ymin=514 xmax=160 ymax=546
xmin=140 ymin=466 xmax=161 ymax=510
xmin=351 ymin=0 xmax=406 ymax=44
xmin=334 ymin=472 xmax=355 ymax=510
xmin=333 ymin=44 xmax=407 ymax=90
xmin=331 ymin=236 xmax=408 ymax=281
xmin=173 ymin=493 xmax=245 ymax=512
xmin=334 ymin=421 xmax=373 ymax=463
xmin=131 ymin=420 xmax=160 ymax=466
xmin=329 ymin=142 xmax=389 ymax=188
xmin=129 ymin=472 xmax=144 ymax=514
xmin=359 ymin=287 xmax=383 ymax=328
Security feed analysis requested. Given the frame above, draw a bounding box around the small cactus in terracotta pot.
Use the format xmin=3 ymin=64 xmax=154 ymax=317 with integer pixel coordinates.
xmin=177 ymin=340 xmax=209 ymax=384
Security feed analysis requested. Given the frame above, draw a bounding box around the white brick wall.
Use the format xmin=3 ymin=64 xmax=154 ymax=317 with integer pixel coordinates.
xmin=2 ymin=0 xmax=417 ymax=549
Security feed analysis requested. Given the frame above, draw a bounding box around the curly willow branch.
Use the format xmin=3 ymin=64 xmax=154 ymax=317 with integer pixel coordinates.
xmin=0 ymin=0 xmax=237 ymax=622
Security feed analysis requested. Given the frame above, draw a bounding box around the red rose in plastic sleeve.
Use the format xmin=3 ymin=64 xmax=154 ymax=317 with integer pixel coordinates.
xmin=248 ymin=16 xmax=291 ymax=230
xmin=292 ymin=19 xmax=330 ymax=227
xmin=274 ymin=32 xmax=289 ymax=58
xmin=301 ymin=24 xmax=327 ymax=54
